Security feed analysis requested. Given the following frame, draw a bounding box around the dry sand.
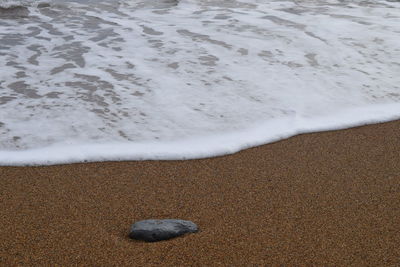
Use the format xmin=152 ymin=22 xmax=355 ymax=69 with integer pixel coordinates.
xmin=0 ymin=120 xmax=399 ymax=266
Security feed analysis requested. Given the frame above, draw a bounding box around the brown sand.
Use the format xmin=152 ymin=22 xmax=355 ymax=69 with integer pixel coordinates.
xmin=0 ymin=120 xmax=399 ymax=266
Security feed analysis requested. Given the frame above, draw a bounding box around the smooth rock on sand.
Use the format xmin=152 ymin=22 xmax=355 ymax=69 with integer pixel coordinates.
xmin=129 ymin=219 xmax=198 ymax=242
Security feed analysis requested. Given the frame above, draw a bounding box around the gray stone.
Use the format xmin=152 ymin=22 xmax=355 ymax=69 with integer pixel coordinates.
xmin=129 ymin=219 xmax=198 ymax=242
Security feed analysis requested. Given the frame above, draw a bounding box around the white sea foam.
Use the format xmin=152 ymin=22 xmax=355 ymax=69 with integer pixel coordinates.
xmin=0 ymin=0 xmax=35 ymax=8
xmin=0 ymin=0 xmax=399 ymax=165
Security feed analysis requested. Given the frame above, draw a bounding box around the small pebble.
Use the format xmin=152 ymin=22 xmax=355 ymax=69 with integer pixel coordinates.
xmin=129 ymin=219 xmax=198 ymax=242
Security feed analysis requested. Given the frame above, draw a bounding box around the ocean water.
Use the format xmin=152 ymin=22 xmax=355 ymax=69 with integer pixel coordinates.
xmin=0 ymin=0 xmax=399 ymax=165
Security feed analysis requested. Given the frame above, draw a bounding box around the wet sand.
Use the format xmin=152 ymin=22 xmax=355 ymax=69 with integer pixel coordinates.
xmin=0 ymin=120 xmax=399 ymax=266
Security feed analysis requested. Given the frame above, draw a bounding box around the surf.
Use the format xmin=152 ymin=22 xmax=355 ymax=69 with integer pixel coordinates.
xmin=0 ymin=0 xmax=399 ymax=165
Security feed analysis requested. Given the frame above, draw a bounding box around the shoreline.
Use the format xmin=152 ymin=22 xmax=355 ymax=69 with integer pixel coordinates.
xmin=1 ymin=120 xmax=399 ymax=266
xmin=2 ymin=104 xmax=400 ymax=167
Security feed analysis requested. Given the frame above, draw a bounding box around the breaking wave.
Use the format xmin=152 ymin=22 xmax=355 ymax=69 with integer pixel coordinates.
xmin=0 ymin=0 xmax=399 ymax=165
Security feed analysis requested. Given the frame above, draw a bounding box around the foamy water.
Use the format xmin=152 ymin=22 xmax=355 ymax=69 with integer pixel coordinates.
xmin=0 ymin=0 xmax=399 ymax=165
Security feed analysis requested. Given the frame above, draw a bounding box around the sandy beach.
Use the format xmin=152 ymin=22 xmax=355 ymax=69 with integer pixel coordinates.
xmin=0 ymin=120 xmax=399 ymax=266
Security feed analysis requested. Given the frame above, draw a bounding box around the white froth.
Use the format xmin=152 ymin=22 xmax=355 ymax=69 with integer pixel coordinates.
xmin=0 ymin=0 xmax=399 ymax=165
xmin=0 ymin=0 xmax=35 ymax=8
